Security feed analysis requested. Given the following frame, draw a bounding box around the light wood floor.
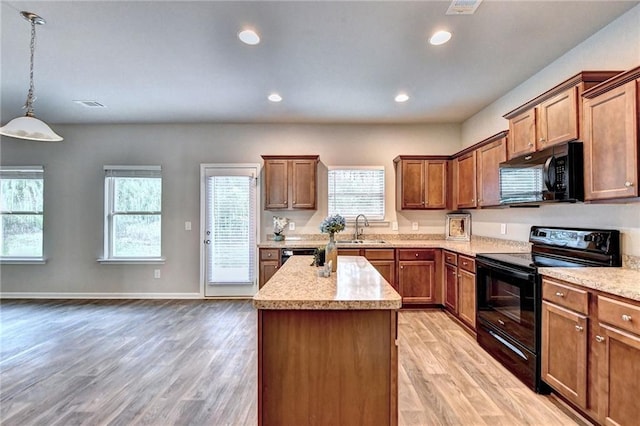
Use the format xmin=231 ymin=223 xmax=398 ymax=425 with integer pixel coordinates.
xmin=0 ymin=300 xmax=581 ymax=425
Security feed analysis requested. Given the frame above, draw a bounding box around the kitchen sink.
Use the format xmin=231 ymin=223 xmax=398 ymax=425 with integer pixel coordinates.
xmin=337 ymin=239 xmax=387 ymax=244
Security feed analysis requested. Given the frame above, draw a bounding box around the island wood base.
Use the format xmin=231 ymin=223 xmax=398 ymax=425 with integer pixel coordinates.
xmin=257 ymin=309 xmax=398 ymax=426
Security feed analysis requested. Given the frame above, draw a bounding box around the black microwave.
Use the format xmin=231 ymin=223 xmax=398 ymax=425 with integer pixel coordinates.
xmin=499 ymin=141 xmax=584 ymax=206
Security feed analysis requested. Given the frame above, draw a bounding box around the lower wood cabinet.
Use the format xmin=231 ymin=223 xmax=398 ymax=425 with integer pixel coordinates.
xmin=458 ymin=268 xmax=476 ymax=330
xmin=338 ymin=248 xmax=396 ymax=289
xmin=396 ymin=249 xmax=441 ymax=305
xmin=444 ymin=262 xmax=458 ymax=313
xmin=541 ymin=276 xmax=640 ymax=425
xmin=259 ymin=248 xmax=281 ymax=288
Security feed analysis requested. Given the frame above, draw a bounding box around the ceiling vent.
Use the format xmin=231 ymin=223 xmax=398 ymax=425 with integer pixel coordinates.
xmin=446 ymin=0 xmax=483 ymax=15
xmin=73 ymin=100 xmax=106 ymax=108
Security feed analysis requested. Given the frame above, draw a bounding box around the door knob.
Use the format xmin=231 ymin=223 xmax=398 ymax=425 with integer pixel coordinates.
xmin=204 ymin=240 xmax=211 ymax=245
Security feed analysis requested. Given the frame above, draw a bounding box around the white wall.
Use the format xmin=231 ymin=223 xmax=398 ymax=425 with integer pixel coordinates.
xmin=0 ymin=123 xmax=460 ymax=295
xmin=461 ymin=5 xmax=640 ymax=256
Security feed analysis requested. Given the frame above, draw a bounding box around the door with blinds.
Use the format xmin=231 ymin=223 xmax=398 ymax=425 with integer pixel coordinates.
xmin=201 ymin=164 xmax=260 ymax=297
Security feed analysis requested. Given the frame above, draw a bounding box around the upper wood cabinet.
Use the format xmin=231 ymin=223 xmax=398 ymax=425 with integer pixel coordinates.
xmin=581 ymin=66 xmax=640 ymax=202
xmin=476 ymin=131 xmax=508 ymax=207
xmin=504 ymin=71 xmax=621 ymax=160
xmin=453 ymin=150 xmax=477 ymax=209
xmin=394 ymin=156 xmax=448 ymax=210
xmin=262 ymin=155 xmax=319 ymax=210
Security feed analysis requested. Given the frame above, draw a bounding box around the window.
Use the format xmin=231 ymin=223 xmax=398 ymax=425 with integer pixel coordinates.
xmin=327 ymin=166 xmax=385 ymax=220
xmin=103 ymin=166 xmax=162 ymax=260
xmin=0 ymin=166 xmax=44 ymax=260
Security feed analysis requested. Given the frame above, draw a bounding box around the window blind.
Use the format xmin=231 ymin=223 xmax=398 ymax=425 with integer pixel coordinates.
xmin=328 ymin=167 xmax=385 ymax=220
xmin=207 ymin=175 xmax=256 ymax=285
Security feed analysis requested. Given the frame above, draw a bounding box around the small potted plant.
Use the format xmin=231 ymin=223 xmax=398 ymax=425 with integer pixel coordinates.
xmin=273 ymin=216 xmax=288 ymax=241
xmin=320 ymin=214 xmax=346 ymax=271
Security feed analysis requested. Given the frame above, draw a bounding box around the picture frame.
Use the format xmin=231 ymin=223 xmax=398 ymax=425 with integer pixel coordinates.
xmin=445 ymin=213 xmax=471 ymax=241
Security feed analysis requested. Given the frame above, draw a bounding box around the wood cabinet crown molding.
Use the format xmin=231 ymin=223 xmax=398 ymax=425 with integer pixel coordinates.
xmin=582 ymin=65 xmax=640 ymax=99
xmin=261 ymin=155 xmax=320 ymax=161
xmin=453 ymin=130 xmax=509 ymax=159
xmin=503 ymin=71 xmax=622 ymax=119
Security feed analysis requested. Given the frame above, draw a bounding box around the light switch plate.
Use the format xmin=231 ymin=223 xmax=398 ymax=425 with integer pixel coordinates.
xmin=154 ymin=269 xmax=161 ymax=279
xmin=392 ymin=221 xmax=398 ymax=231
xmin=185 ymin=221 xmax=192 ymax=231
xmin=500 ymin=223 xmax=507 ymax=235
xmin=289 ymin=222 xmax=295 ymax=231
xmin=412 ymin=222 xmax=419 ymax=231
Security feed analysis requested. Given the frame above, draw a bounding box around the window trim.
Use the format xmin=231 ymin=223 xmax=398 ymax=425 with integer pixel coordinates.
xmin=100 ymin=165 xmax=164 ymax=262
xmin=327 ymin=165 xmax=386 ymax=221
xmin=0 ymin=166 xmax=45 ymax=261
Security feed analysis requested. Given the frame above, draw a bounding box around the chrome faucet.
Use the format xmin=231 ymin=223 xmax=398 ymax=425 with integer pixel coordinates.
xmin=354 ymin=214 xmax=370 ymax=240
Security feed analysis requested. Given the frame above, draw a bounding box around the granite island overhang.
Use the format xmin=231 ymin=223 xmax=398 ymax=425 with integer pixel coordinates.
xmin=253 ymin=255 xmax=402 ymax=426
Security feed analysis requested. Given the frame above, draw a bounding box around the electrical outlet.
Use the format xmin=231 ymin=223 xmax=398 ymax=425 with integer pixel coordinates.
xmin=412 ymin=222 xmax=419 ymax=231
xmin=500 ymin=223 xmax=507 ymax=235
xmin=154 ymin=269 xmax=161 ymax=279
xmin=392 ymin=221 xmax=398 ymax=231
xmin=185 ymin=221 xmax=192 ymax=231
xmin=289 ymin=222 xmax=295 ymax=231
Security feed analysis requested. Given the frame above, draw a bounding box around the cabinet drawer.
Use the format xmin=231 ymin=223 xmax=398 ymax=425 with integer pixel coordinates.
xmin=364 ymin=249 xmax=395 ymax=260
xmin=598 ymin=296 xmax=640 ymax=335
xmin=443 ymin=250 xmax=457 ymax=265
xmin=260 ymin=249 xmax=280 ymax=261
xmin=397 ymin=249 xmax=435 ymax=261
xmin=338 ymin=249 xmax=362 ymax=256
xmin=458 ymin=255 xmax=475 ymax=273
xmin=542 ymin=278 xmax=588 ymax=314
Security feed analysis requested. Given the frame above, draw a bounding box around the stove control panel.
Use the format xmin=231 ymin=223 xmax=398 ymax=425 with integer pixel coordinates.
xmin=530 ymin=227 xmax=620 ymax=255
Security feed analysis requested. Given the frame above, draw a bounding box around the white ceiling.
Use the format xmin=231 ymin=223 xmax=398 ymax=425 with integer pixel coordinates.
xmin=1 ymin=1 xmax=638 ymax=125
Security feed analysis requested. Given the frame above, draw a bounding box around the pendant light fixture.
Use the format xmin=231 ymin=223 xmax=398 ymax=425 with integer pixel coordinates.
xmin=0 ymin=11 xmax=63 ymax=142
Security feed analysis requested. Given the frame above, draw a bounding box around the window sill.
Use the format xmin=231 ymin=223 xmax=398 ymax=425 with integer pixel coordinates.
xmin=97 ymin=257 xmax=166 ymax=265
xmin=0 ymin=257 xmax=47 ymax=265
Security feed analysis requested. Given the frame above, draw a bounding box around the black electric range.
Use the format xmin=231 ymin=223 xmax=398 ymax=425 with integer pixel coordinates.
xmin=474 ymin=226 xmax=621 ymax=392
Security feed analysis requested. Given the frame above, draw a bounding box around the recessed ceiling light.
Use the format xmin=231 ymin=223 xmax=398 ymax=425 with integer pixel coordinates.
xmin=429 ymin=30 xmax=452 ymax=46
xmin=268 ymin=93 xmax=282 ymax=102
xmin=238 ymin=29 xmax=260 ymax=45
xmin=395 ymin=93 xmax=410 ymax=103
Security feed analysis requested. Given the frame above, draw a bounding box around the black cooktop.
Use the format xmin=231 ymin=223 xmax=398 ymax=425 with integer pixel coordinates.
xmin=477 ymin=252 xmax=591 ymax=271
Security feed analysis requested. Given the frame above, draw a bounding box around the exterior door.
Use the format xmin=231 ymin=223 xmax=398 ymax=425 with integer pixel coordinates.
xmin=201 ymin=164 xmax=260 ymax=297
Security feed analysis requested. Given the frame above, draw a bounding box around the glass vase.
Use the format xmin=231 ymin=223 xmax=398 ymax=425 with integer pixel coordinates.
xmin=325 ymin=232 xmax=338 ymax=272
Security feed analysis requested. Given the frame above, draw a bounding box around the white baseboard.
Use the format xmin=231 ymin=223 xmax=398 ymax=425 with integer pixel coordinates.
xmin=0 ymin=292 xmax=203 ymax=300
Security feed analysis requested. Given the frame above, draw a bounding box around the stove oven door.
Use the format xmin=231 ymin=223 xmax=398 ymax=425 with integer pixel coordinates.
xmin=476 ymin=260 xmax=537 ymax=352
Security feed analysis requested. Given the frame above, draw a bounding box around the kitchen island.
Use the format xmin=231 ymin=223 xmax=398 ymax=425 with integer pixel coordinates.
xmin=253 ymin=255 xmax=402 ymax=426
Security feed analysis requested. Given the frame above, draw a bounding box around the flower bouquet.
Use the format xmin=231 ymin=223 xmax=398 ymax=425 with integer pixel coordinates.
xmin=273 ymin=216 xmax=288 ymax=241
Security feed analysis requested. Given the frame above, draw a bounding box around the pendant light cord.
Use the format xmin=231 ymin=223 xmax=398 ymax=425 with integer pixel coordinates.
xmin=24 ymin=18 xmax=37 ymax=117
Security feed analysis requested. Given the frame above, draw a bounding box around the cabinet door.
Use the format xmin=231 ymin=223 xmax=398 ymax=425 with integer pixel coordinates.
xmin=508 ymin=109 xmax=536 ymax=159
xmin=398 ymin=260 xmax=435 ymax=304
xmin=476 ymin=137 xmax=507 ymax=207
xmin=370 ymin=260 xmax=396 ymax=291
xmin=599 ymin=324 xmax=640 ymax=426
xmin=400 ymin=160 xmax=425 ymax=209
xmin=425 ymin=160 xmax=447 ymax=209
xmin=291 ymin=159 xmax=317 ymax=209
xmin=583 ymin=80 xmax=638 ymax=200
xmin=455 ymin=151 xmax=477 ymax=208
xmin=458 ymin=269 xmax=476 ymax=329
xmin=541 ymin=301 xmax=588 ymax=408
xmin=538 ymin=87 xmax=579 ymax=149
xmin=264 ymin=160 xmax=289 ymax=209
xmin=444 ymin=263 xmax=458 ymax=314
xmin=259 ymin=260 xmax=279 ymax=288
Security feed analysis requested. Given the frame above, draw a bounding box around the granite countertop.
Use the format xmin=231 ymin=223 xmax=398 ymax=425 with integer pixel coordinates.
xmin=259 ymin=238 xmax=531 ymax=257
xmin=539 ymin=267 xmax=640 ymax=302
xmin=253 ymin=255 xmax=402 ymax=310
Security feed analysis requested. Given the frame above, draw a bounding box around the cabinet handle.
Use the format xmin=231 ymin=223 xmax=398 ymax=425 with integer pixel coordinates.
xmin=625 ymin=181 xmax=634 ymax=187
xmin=415 ymin=253 xmax=419 ymax=257
xmin=462 ymin=261 xmax=468 ymax=266
xmin=575 ymin=325 xmax=584 ymax=332
xmin=267 ymin=253 xmax=272 ymax=257
xmin=622 ymin=314 xmax=632 ymax=322
xmin=497 ymin=319 xmax=505 ymax=326
xmin=555 ymin=292 xmax=564 ymax=297
xmin=400 ymin=265 xmax=404 ymax=269
xmin=528 ymin=142 xmax=534 ymax=147
xmin=595 ymin=335 xmax=604 ymax=343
